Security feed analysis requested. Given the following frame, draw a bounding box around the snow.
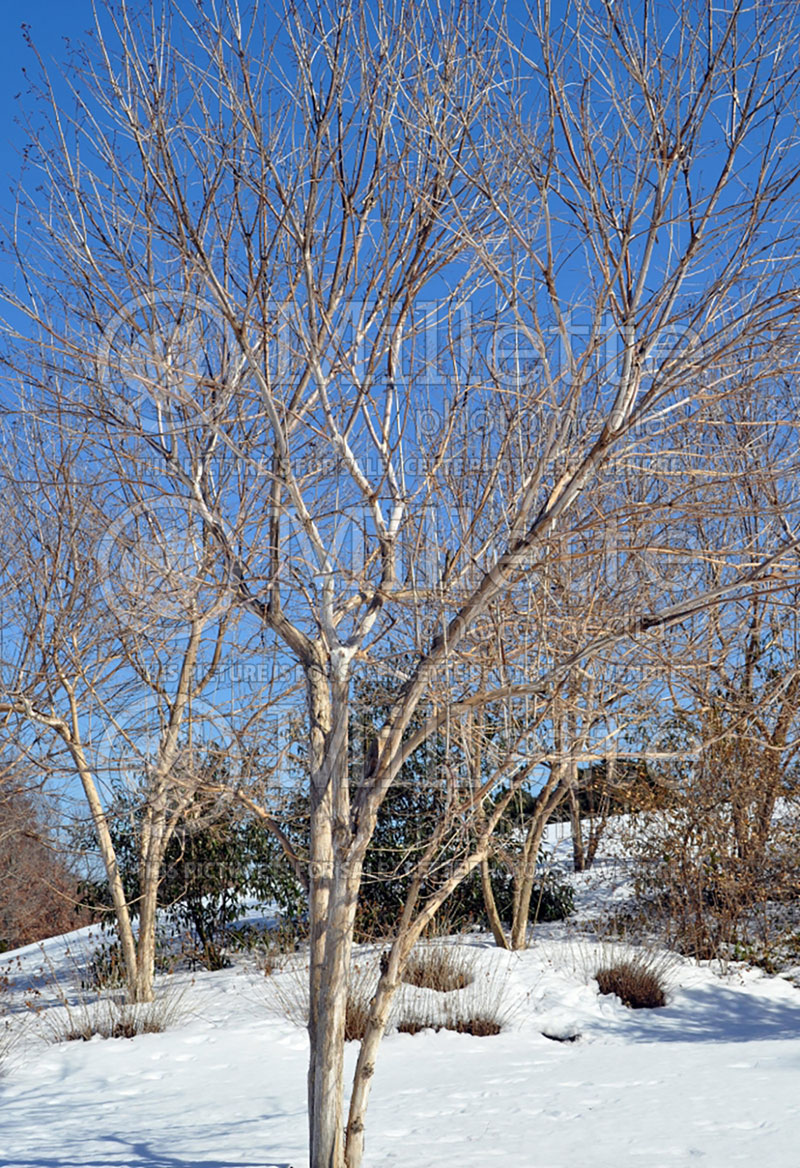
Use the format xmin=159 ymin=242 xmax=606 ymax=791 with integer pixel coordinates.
xmin=3 ymin=913 xmax=800 ymax=1168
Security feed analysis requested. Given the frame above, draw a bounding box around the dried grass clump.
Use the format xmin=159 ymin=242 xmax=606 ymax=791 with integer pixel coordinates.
xmin=558 ymin=938 xmax=674 ymax=1011
xmin=270 ymin=945 xmax=511 ymax=1041
xmin=594 ymin=958 xmax=666 ymax=1009
xmin=53 ymin=992 xmax=186 ymax=1042
xmin=395 ymin=955 xmax=511 ymax=1038
xmin=343 ymin=983 xmax=374 ymax=1042
xmin=269 ymin=953 xmax=382 ymax=1043
xmin=253 ymin=926 xmax=299 ymax=978
xmin=396 ymin=1013 xmax=501 ymax=1037
xmin=401 ymin=945 xmax=473 ymax=992
xmin=26 ymin=941 xmax=187 ymax=1043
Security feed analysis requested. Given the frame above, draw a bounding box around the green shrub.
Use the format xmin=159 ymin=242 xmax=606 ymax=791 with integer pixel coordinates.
xmin=81 ymin=935 xmax=126 ymax=991
xmin=80 ymin=925 xmax=179 ymax=990
xmin=79 ymin=787 xmax=305 ymax=971
xmin=440 ymin=862 xmax=575 ymax=933
xmin=492 ymin=866 xmax=576 ymax=925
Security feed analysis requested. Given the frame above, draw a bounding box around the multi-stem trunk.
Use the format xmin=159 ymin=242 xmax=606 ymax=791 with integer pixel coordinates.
xmin=130 ymin=617 xmax=203 ymax=1005
xmin=307 ymin=655 xmax=361 ymax=1168
xmin=344 ymin=847 xmax=491 ymax=1168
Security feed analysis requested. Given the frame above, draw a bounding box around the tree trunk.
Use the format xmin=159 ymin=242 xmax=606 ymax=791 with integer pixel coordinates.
xmin=584 ymin=759 xmax=614 ymax=871
xmin=345 ymin=929 xmax=416 ymax=1168
xmin=569 ymin=783 xmax=586 ymax=873
xmin=68 ymin=738 xmax=141 ymax=1002
xmin=134 ymin=844 xmax=161 ymax=1003
xmin=509 ymin=767 xmax=566 ymax=951
xmin=307 ymin=654 xmax=359 ymax=1168
xmin=135 ymin=790 xmax=168 ymax=1004
xmin=480 ymin=857 xmax=509 ymax=949
xmin=310 ymin=856 xmax=362 ymax=1168
xmin=510 ymin=814 xmax=548 ymax=950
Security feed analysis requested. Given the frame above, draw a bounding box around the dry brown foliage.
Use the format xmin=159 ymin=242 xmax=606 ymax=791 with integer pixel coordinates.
xmin=0 ymin=788 xmax=90 ymax=952
xmin=595 ymin=959 xmax=667 ymax=1009
xmin=401 ymin=945 xmax=474 ymax=992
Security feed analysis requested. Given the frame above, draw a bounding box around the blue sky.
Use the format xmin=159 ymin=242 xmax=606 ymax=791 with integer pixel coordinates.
xmin=0 ymin=3 xmax=96 ymax=201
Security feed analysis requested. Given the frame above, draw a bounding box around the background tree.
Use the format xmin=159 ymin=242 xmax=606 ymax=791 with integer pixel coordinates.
xmin=629 ymin=374 xmax=800 ymax=955
xmin=0 ymin=418 xmax=247 ymax=1001
xmin=0 ymin=764 xmax=89 ymax=952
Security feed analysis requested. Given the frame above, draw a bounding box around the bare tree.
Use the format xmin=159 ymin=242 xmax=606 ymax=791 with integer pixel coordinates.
xmin=3 ymin=2 xmax=800 ymax=1166
xmin=626 ymin=372 xmax=800 ymax=954
xmin=0 ymin=417 xmax=247 ymax=1001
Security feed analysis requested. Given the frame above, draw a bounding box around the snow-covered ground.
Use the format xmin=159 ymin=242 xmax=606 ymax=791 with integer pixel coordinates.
xmin=3 ymin=904 xmax=800 ymax=1168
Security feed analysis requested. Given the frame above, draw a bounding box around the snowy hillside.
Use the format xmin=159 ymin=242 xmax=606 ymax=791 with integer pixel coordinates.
xmin=2 ymin=907 xmax=800 ymax=1168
